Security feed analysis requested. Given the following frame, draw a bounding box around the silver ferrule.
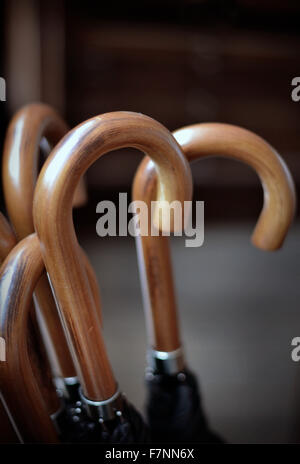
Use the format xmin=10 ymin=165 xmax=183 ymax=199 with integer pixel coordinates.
xmin=147 ymin=347 xmax=185 ymax=375
xmin=79 ymin=387 xmax=124 ymax=422
xmin=54 ymin=376 xmax=79 ymax=401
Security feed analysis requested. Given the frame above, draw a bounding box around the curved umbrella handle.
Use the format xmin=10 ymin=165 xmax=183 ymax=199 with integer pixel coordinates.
xmin=33 ymin=111 xmax=192 ymax=402
xmin=0 ymin=230 xmax=59 ymax=442
xmin=132 ymin=122 xmax=296 ymax=368
xmin=2 ymin=103 xmax=102 ymax=381
xmin=3 ymin=103 xmax=88 ymax=238
xmin=0 ymin=213 xmax=60 ymax=418
xmin=0 ymin=213 xmax=19 ymax=442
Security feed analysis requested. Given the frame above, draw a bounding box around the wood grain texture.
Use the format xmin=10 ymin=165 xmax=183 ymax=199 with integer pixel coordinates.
xmin=33 ymin=111 xmax=192 ymax=401
xmin=3 ymin=103 xmax=86 ymax=239
xmin=2 ymin=103 xmax=102 ymax=378
xmin=132 ymin=123 xmax=296 ymax=351
xmin=0 ymin=234 xmax=58 ymax=443
xmin=0 ymin=398 xmax=19 ymax=443
xmin=0 ymin=213 xmax=19 ymax=442
xmin=0 ymin=214 xmax=60 ymax=442
xmin=0 ymin=212 xmax=17 ymax=264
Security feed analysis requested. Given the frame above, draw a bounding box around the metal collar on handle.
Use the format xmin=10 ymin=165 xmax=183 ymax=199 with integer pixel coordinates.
xmin=79 ymin=387 xmax=124 ymax=422
xmin=147 ymin=347 xmax=185 ymax=375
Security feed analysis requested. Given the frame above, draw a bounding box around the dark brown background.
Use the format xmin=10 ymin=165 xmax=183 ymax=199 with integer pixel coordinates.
xmin=2 ymin=0 xmax=300 ymax=219
xmin=1 ymin=0 xmax=300 ymax=444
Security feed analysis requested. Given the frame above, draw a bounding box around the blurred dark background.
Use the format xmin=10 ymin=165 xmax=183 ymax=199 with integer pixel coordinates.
xmin=1 ymin=0 xmax=300 ymax=444
xmin=2 ymin=0 xmax=300 ymax=216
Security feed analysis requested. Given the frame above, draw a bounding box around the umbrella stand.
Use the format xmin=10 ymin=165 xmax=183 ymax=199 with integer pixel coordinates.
xmin=33 ymin=112 xmax=192 ymax=442
xmin=132 ymin=122 xmax=296 ymax=443
xmin=2 ymin=103 xmax=102 ymax=403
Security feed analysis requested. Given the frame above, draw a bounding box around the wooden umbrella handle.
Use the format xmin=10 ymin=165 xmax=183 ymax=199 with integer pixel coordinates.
xmin=0 ymin=213 xmax=19 ymax=442
xmin=2 ymin=103 xmax=87 ymax=238
xmin=175 ymin=123 xmax=296 ymax=250
xmin=33 ymin=111 xmax=192 ymax=401
xmin=2 ymin=103 xmax=102 ymax=379
xmin=0 ymin=233 xmax=59 ymax=442
xmin=0 ymin=212 xmax=17 ymax=263
xmin=0 ymin=213 xmax=60 ymax=433
xmin=132 ymin=123 xmax=296 ymax=354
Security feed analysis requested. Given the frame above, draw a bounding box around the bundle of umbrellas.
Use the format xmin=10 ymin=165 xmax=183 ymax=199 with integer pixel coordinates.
xmin=0 ymin=103 xmax=296 ymax=443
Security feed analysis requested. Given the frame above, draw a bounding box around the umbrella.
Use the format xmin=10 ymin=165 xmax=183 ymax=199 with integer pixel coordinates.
xmin=0 ymin=228 xmax=111 ymax=443
xmin=0 ymin=230 xmax=107 ymax=443
xmin=0 ymin=212 xmax=81 ymax=442
xmin=1 ymin=103 xmax=103 ymax=440
xmin=0 ymin=233 xmax=59 ymax=442
xmin=2 ymin=104 xmax=102 ymax=387
xmin=33 ymin=111 xmax=192 ymax=442
xmin=132 ymin=122 xmax=296 ymax=443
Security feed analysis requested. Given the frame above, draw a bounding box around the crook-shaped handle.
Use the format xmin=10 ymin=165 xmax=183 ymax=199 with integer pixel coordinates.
xmin=3 ymin=103 xmax=87 ymax=239
xmin=0 ymin=234 xmax=59 ymax=443
xmin=33 ymin=111 xmax=192 ymax=401
xmin=2 ymin=103 xmax=102 ymax=381
xmin=132 ymin=122 xmax=296 ymax=361
xmin=174 ymin=123 xmax=296 ymax=250
xmin=0 ymin=212 xmax=60 ymax=423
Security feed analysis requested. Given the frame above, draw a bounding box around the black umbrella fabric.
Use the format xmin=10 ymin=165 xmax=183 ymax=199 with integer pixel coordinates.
xmin=58 ymin=394 xmax=150 ymax=443
xmin=146 ymin=368 xmax=223 ymax=443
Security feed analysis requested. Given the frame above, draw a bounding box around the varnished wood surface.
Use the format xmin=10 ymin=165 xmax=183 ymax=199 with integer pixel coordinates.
xmin=174 ymin=124 xmax=296 ymax=250
xmin=0 ymin=212 xmax=17 ymax=264
xmin=0 ymin=399 xmax=19 ymax=443
xmin=0 ymin=214 xmax=59 ymax=442
xmin=0 ymin=234 xmax=58 ymax=443
xmin=133 ymin=123 xmax=296 ymax=351
xmin=2 ymin=103 xmax=86 ymax=239
xmin=0 ymin=213 xmax=19 ymax=442
xmin=2 ymin=103 xmax=102 ymax=378
xmin=33 ymin=111 xmax=192 ymax=401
